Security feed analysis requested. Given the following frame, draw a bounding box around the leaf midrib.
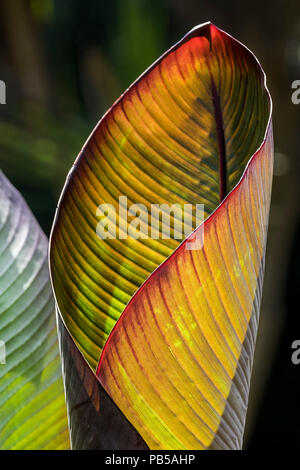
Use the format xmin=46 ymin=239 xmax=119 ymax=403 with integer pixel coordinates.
xmin=208 ymin=65 xmax=227 ymax=202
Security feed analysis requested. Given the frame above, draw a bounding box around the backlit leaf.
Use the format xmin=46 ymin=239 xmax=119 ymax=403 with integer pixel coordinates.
xmin=50 ymin=22 xmax=273 ymax=449
xmin=97 ymin=125 xmax=273 ymax=449
xmin=0 ymin=171 xmax=69 ymax=450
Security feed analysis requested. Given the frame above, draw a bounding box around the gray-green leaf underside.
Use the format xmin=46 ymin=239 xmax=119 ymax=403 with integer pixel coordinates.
xmin=0 ymin=170 xmax=69 ymax=449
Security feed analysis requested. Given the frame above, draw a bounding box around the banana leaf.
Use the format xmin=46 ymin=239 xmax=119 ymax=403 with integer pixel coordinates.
xmin=0 ymin=171 xmax=69 ymax=449
xmin=50 ymin=22 xmax=273 ymax=450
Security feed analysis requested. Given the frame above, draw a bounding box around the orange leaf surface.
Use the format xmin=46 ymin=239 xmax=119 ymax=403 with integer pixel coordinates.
xmin=97 ymin=123 xmax=273 ymax=449
xmin=50 ymin=22 xmax=273 ymax=449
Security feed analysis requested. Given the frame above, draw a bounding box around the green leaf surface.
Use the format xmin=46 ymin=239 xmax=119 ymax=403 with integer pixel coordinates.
xmin=0 ymin=171 xmax=69 ymax=450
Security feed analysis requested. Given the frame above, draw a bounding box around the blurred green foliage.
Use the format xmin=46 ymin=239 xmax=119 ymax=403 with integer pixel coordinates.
xmin=0 ymin=0 xmax=168 ymax=233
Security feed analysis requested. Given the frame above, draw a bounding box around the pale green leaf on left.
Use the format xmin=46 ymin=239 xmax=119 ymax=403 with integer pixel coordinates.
xmin=0 ymin=170 xmax=69 ymax=450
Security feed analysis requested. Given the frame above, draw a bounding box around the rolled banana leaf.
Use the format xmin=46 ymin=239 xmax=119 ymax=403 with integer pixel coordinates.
xmin=50 ymin=22 xmax=273 ymax=450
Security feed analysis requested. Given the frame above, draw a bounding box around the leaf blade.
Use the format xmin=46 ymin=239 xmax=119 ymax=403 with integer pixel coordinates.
xmin=97 ymin=124 xmax=273 ymax=449
xmin=56 ymin=313 xmax=148 ymax=450
xmin=0 ymin=171 xmax=69 ymax=450
xmin=50 ymin=23 xmax=270 ymax=372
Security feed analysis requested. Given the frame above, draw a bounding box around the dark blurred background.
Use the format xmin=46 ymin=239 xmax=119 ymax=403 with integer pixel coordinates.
xmin=0 ymin=0 xmax=299 ymax=449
